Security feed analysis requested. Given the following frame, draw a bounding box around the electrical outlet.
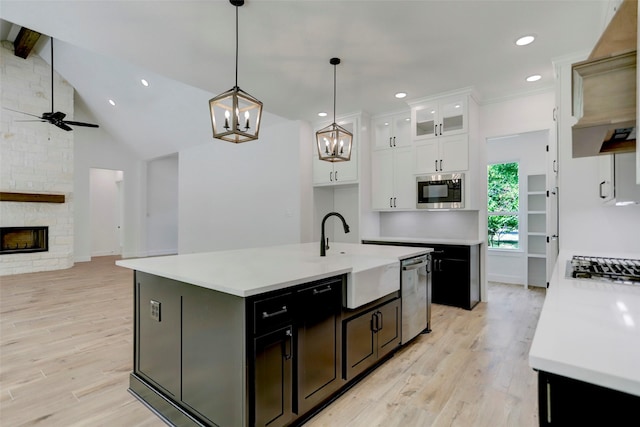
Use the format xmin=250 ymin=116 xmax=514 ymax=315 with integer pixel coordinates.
xmin=150 ymin=300 xmax=161 ymax=322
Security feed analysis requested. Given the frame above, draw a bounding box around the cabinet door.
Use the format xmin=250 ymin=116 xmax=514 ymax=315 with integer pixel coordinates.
xmin=371 ymin=150 xmax=395 ymax=209
xmin=296 ymin=280 xmax=342 ymax=412
xmin=440 ymin=134 xmax=468 ymax=172
xmin=392 ymin=113 xmax=412 ymax=148
xmin=372 ymin=115 xmax=395 ymax=150
xmin=136 ymin=273 xmax=182 ymax=399
xmin=254 ymin=326 xmax=294 ymax=427
xmin=343 ymin=311 xmax=376 ymax=380
xmin=439 ymin=96 xmax=467 ymax=136
xmin=412 ymin=102 xmax=438 ymax=140
xmin=375 ymin=299 xmax=401 ymax=359
xmin=433 ymin=257 xmax=468 ymax=308
xmin=312 ymin=156 xmax=335 ymax=185
xmin=393 ymin=147 xmax=416 ymax=209
xmin=415 ymin=141 xmax=439 ymax=174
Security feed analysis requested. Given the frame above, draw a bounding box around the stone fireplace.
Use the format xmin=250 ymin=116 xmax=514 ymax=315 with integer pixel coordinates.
xmin=1 ymin=41 xmax=74 ymax=275
xmin=0 ymin=226 xmax=48 ymax=254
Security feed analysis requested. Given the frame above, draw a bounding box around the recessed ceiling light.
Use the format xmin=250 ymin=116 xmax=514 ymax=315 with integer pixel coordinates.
xmin=384 ymin=122 xmax=390 ymax=126
xmin=516 ymin=35 xmax=535 ymax=46
xmin=108 ymin=99 xmax=116 ymax=106
xmin=454 ymin=104 xmax=460 ymax=108
xmin=395 ymin=92 xmax=407 ymax=99
xmin=141 ymin=79 xmax=149 ymax=87
xmin=526 ymin=74 xmax=542 ymax=82
xmin=318 ymin=112 xmax=328 ymax=117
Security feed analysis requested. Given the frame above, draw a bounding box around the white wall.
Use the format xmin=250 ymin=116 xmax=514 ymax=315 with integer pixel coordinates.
xmin=178 ymin=117 xmax=302 ymax=253
xmin=74 ymin=97 xmax=145 ymax=261
xmin=555 ymin=56 xmax=640 ymax=256
xmin=146 ymin=154 xmax=178 ymax=256
xmin=486 ymin=131 xmax=548 ymax=284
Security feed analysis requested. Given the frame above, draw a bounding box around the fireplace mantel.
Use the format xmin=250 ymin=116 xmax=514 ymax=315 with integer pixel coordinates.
xmin=0 ymin=192 xmax=65 ymax=203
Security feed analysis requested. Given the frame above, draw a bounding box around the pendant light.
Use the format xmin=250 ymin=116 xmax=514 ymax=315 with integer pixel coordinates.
xmin=209 ymin=0 xmax=263 ymax=143
xmin=316 ymin=58 xmax=352 ymax=162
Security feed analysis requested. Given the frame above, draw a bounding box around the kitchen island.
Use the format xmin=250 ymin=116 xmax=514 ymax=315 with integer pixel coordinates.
xmin=116 ymin=242 xmax=430 ymax=427
xmin=529 ymin=250 xmax=640 ymax=426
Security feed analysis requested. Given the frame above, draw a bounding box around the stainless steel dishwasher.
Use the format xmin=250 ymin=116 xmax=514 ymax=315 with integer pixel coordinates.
xmin=401 ymin=254 xmax=431 ymax=344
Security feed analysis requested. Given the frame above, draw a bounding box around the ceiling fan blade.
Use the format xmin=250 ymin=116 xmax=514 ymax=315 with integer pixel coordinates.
xmin=15 ymin=119 xmax=47 ymax=122
xmin=55 ymin=122 xmax=73 ymax=131
xmin=3 ymin=107 xmax=44 ymax=119
xmin=43 ymin=111 xmax=66 ymax=121
xmin=63 ymin=121 xmax=100 ymax=128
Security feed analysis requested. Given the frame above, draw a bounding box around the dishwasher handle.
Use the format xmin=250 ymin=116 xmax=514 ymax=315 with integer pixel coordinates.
xmin=402 ymin=257 xmax=428 ymax=271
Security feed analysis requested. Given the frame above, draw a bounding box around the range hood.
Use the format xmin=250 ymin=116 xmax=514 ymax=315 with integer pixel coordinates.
xmin=571 ymin=0 xmax=637 ymax=158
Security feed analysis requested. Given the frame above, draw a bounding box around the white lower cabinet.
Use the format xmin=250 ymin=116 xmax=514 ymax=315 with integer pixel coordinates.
xmin=371 ymin=147 xmax=415 ymax=210
xmin=313 ymin=155 xmax=358 ymax=185
xmin=415 ymin=134 xmax=468 ymax=174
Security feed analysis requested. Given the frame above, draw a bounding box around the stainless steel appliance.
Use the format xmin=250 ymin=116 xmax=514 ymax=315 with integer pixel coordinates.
xmin=566 ymin=255 xmax=640 ymax=285
xmin=401 ymin=254 xmax=431 ymax=344
xmin=416 ymin=173 xmax=464 ymax=209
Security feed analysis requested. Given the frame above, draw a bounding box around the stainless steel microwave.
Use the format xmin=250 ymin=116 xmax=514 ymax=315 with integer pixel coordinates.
xmin=416 ymin=173 xmax=464 ymax=209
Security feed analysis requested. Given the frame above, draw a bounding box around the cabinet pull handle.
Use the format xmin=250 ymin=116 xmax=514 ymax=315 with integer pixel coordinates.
xmin=439 ymin=123 xmax=442 ymax=135
xmin=599 ymin=181 xmax=606 ymax=199
xmin=393 ymin=136 xmax=396 ymax=147
xmin=389 ymin=137 xmax=392 ymax=148
xmin=377 ymin=310 xmax=383 ymax=330
xmin=393 ymin=197 xmax=397 ymax=207
xmin=262 ymin=306 xmax=287 ymax=319
xmin=283 ymin=328 xmax=292 ymax=360
xmin=390 ymin=198 xmax=393 ymax=208
xmin=546 ymin=381 xmax=552 ymax=423
xmin=335 ymin=171 xmax=338 ymax=181
xmin=435 ymin=160 xmax=438 ymax=171
xmin=439 ymin=159 xmax=443 ymax=171
xmin=313 ymin=285 xmax=332 ymax=295
xmin=553 ymin=160 xmax=558 ymax=173
xmin=329 ymin=171 xmax=333 ymax=181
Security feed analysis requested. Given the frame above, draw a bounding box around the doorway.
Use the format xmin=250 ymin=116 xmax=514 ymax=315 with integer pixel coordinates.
xmin=89 ymin=168 xmax=124 ymax=257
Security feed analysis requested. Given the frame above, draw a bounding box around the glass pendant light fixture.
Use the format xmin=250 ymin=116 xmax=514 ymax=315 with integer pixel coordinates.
xmin=316 ymin=58 xmax=352 ymax=162
xmin=209 ymin=0 xmax=262 ymax=143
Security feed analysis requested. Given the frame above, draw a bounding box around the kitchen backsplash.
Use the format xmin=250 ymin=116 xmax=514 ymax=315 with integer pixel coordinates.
xmin=379 ymin=210 xmax=479 ymax=241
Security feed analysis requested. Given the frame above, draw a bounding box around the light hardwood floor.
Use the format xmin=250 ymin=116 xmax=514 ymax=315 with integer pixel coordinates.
xmin=1 ymin=256 xmax=545 ymax=427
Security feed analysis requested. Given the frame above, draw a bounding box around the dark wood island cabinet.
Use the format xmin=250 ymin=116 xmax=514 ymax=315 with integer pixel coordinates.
xmin=130 ymin=270 xmax=402 ymax=427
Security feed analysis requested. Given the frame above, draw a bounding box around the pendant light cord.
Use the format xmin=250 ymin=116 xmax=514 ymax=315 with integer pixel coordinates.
xmin=51 ymin=38 xmax=54 ymax=113
xmin=333 ymin=62 xmax=337 ymax=124
xmin=235 ymin=4 xmax=239 ymax=88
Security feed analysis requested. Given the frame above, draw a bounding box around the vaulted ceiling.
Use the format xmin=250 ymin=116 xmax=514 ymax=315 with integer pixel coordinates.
xmin=0 ymin=1 xmax=613 ymax=159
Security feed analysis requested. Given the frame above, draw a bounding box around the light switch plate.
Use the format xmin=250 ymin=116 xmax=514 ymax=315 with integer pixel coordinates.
xmin=150 ymin=300 xmax=161 ymax=322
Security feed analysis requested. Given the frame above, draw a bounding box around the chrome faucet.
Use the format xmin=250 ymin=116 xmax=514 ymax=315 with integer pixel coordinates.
xmin=320 ymin=212 xmax=350 ymax=256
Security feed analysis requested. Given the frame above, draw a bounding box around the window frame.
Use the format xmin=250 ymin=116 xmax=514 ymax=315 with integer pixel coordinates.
xmin=487 ymin=161 xmax=521 ymax=251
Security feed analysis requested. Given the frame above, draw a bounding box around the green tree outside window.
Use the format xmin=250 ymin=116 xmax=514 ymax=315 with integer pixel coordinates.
xmin=488 ymin=162 xmax=519 ymax=248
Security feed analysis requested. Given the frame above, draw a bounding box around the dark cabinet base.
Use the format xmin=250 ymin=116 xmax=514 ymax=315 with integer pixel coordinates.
xmin=537 ymin=370 xmax=640 ymax=426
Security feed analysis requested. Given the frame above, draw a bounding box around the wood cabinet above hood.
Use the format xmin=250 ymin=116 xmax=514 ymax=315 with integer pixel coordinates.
xmin=571 ymin=0 xmax=637 ymax=158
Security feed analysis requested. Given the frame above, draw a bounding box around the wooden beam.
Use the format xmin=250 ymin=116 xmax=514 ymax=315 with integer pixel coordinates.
xmin=13 ymin=27 xmax=42 ymax=59
xmin=0 ymin=192 xmax=65 ymax=203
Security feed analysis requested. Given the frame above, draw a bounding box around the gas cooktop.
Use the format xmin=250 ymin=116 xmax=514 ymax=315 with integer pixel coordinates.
xmin=567 ymin=255 xmax=640 ymax=285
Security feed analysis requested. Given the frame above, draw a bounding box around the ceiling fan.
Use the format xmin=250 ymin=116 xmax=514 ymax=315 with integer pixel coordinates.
xmin=6 ymin=37 xmax=99 ymax=132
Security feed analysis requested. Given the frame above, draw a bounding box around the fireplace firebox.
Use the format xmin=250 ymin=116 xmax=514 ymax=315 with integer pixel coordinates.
xmin=0 ymin=227 xmax=49 ymax=255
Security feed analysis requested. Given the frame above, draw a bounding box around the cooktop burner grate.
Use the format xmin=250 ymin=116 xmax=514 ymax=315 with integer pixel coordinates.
xmin=569 ymin=255 xmax=640 ymax=284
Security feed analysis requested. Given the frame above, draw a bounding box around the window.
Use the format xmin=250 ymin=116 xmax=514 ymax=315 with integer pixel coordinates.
xmin=487 ymin=162 xmax=519 ymax=249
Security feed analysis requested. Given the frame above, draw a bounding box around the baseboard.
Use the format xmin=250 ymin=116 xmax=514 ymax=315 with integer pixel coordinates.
xmin=487 ymin=274 xmax=524 ymax=285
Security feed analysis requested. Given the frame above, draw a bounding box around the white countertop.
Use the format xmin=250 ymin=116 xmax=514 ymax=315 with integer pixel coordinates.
xmin=529 ymin=250 xmax=640 ymax=397
xmin=116 ymin=242 xmax=431 ymax=298
xmin=362 ymin=236 xmax=484 ymax=246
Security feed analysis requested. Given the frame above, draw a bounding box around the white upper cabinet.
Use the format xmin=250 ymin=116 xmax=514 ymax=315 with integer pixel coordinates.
xmin=411 ymin=94 xmax=468 ymax=141
xmin=371 ymin=147 xmax=414 ymax=210
xmin=372 ymin=111 xmax=412 ymax=150
xmin=313 ymin=118 xmax=358 ymax=186
xmin=415 ymin=134 xmax=469 ymax=174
